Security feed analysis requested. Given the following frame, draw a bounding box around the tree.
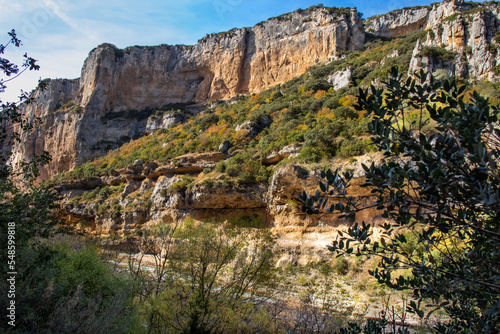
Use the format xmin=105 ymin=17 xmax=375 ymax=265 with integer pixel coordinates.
xmin=0 ymin=29 xmax=58 ymax=263
xmin=299 ymin=68 xmax=500 ymax=332
xmin=130 ymin=220 xmax=276 ymax=333
xmin=0 ymin=31 xmax=141 ymax=333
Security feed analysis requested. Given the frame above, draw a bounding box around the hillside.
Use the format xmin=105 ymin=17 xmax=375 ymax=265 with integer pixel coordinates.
xmin=8 ymin=0 xmax=500 ymax=181
xmin=2 ymin=1 xmax=500 ymax=332
xmin=7 ymin=0 xmax=500 ymax=242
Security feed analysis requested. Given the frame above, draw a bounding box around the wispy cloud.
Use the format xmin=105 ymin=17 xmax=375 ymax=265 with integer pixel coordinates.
xmin=41 ymin=0 xmax=99 ymax=43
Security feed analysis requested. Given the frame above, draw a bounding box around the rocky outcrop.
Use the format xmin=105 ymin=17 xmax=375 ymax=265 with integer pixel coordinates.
xmin=262 ymin=145 xmax=302 ymax=165
xmin=363 ymin=1 xmax=500 ymax=80
xmin=59 ymin=152 xmax=385 ymax=235
xmin=327 ymin=67 xmax=352 ymax=90
xmin=408 ymin=0 xmax=500 ymax=79
xmin=146 ymin=112 xmax=186 ymax=134
xmin=11 ymin=6 xmax=364 ymax=180
xmin=365 ymin=0 xmax=499 ymax=39
xmin=365 ymin=6 xmax=430 ymax=37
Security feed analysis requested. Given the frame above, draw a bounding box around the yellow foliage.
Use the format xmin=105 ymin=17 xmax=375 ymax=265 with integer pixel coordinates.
xmin=429 ymin=231 xmax=469 ymax=265
xmin=296 ymin=124 xmax=308 ymax=131
xmin=317 ymin=107 xmax=335 ymax=119
xmin=339 ymin=95 xmax=357 ymax=107
xmin=206 ymin=123 xmax=228 ymax=136
xmin=314 ymin=90 xmax=327 ymax=99
xmin=107 ymin=157 xmax=117 ymax=166
xmin=272 ymin=108 xmax=288 ymax=121
xmin=233 ymin=129 xmax=249 ymax=142
xmin=178 ymin=131 xmax=188 ymax=139
xmin=249 ymin=94 xmax=262 ymax=103
xmin=251 ymin=104 xmax=261 ymax=111
xmin=172 ymin=124 xmax=183 ymax=132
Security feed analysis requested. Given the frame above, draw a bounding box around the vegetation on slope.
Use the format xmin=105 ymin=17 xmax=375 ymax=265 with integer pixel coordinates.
xmin=55 ymin=28 xmax=500 ymax=189
xmin=4 ymin=2 xmax=500 ymax=330
xmin=55 ymin=30 xmax=445 ymax=184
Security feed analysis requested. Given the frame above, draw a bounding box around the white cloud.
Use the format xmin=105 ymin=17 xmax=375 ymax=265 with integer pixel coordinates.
xmin=41 ymin=0 xmax=99 ymax=43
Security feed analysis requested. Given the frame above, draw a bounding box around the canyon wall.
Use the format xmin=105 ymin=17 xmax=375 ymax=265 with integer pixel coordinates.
xmin=58 ymin=152 xmax=385 ymax=262
xmin=8 ymin=1 xmax=500 ymax=181
xmin=10 ymin=7 xmax=364 ymax=178
xmin=408 ymin=1 xmax=500 ymax=79
xmin=366 ymin=0 xmax=500 ymax=80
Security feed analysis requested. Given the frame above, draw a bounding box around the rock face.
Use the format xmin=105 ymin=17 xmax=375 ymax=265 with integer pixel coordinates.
xmin=60 ymin=152 xmax=384 ymax=237
xmin=8 ymin=1 xmax=500 ymax=181
xmin=10 ymin=7 xmax=364 ymax=179
xmin=407 ymin=0 xmax=500 ymax=79
xmin=327 ymin=67 xmax=352 ymax=90
xmin=365 ymin=6 xmax=430 ymax=37
xmin=145 ymin=112 xmax=186 ymax=134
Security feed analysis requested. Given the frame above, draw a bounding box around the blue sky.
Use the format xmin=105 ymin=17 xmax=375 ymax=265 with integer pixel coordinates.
xmin=1 ymin=0 xmax=437 ymax=102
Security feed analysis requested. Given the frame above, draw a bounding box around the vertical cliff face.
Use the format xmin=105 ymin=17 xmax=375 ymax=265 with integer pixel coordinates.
xmin=365 ymin=0 xmax=500 ymax=80
xmin=365 ymin=6 xmax=431 ymax=37
xmin=408 ymin=0 xmax=500 ymax=79
xmin=11 ymin=7 xmax=364 ymax=179
xmin=9 ymin=1 xmax=500 ymax=180
xmin=77 ymin=7 xmax=364 ymax=107
xmin=10 ymin=79 xmax=80 ymax=178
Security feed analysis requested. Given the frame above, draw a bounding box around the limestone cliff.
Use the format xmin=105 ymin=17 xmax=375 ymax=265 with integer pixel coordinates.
xmin=365 ymin=0 xmax=500 ymax=80
xmin=365 ymin=6 xmax=430 ymax=37
xmin=58 ymin=152 xmax=385 ymax=261
xmin=11 ymin=6 xmax=364 ymax=179
xmin=9 ymin=1 xmax=500 ymax=181
xmin=407 ymin=0 xmax=500 ymax=79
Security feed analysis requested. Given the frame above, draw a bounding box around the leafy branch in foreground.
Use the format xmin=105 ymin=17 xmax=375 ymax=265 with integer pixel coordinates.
xmin=299 ymin=68 xmax=500 ymax=332
xmin=0 ymin=29 xmax=56 ymax=261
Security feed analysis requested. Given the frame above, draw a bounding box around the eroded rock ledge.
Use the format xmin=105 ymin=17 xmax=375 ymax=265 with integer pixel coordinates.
xmin=59 ymin=152 xmax=383 ymax=234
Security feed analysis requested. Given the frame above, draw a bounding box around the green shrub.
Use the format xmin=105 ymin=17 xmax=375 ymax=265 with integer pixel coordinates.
xmin=58 ymin=101 xmax=75 ymax=110
xmin=111 ymin=203 xmax=122 ymax=219
xmin=338 ymin=138 xmax=372 ymax=158
xmin=332 ymin=257 xmax=350 ymax=275
xmin=223 ymin=152 xmax=271 ymax=184
xmin=494 ymin=31 xmax=500 ymax=44
xmin=333 ymin=106 xmax=358 ymax=119
xmin=171 ymin=175 xmax=195 ymax=193
xmin=226 ymin=163 xmax=241 ymax=177
xmin=80 ymin=187 xmax=100 ymax=202
xmin=228 ymin=213 xmax=266 ymax=228
xmin=97 ymin=202 xmax=110 ymax=215
xmin=299 ymin=146 xmax=328 ymax=162
xmin=303 ymin=79 xmax=330 ymax=92
xmin=420 ymin=46 xmax=456 ymax=62
xmin=99 ymin=185 xmax=111 ymax=199
xmin=486 ymin=43 xmax=498 ymax=55
xmin=0 ymin=242 xmax=139 ymax=333
xmin=215 ymin=160 xmax=226 ymax=173
xmin=319 ymin=262 xmax=333 ymax=276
